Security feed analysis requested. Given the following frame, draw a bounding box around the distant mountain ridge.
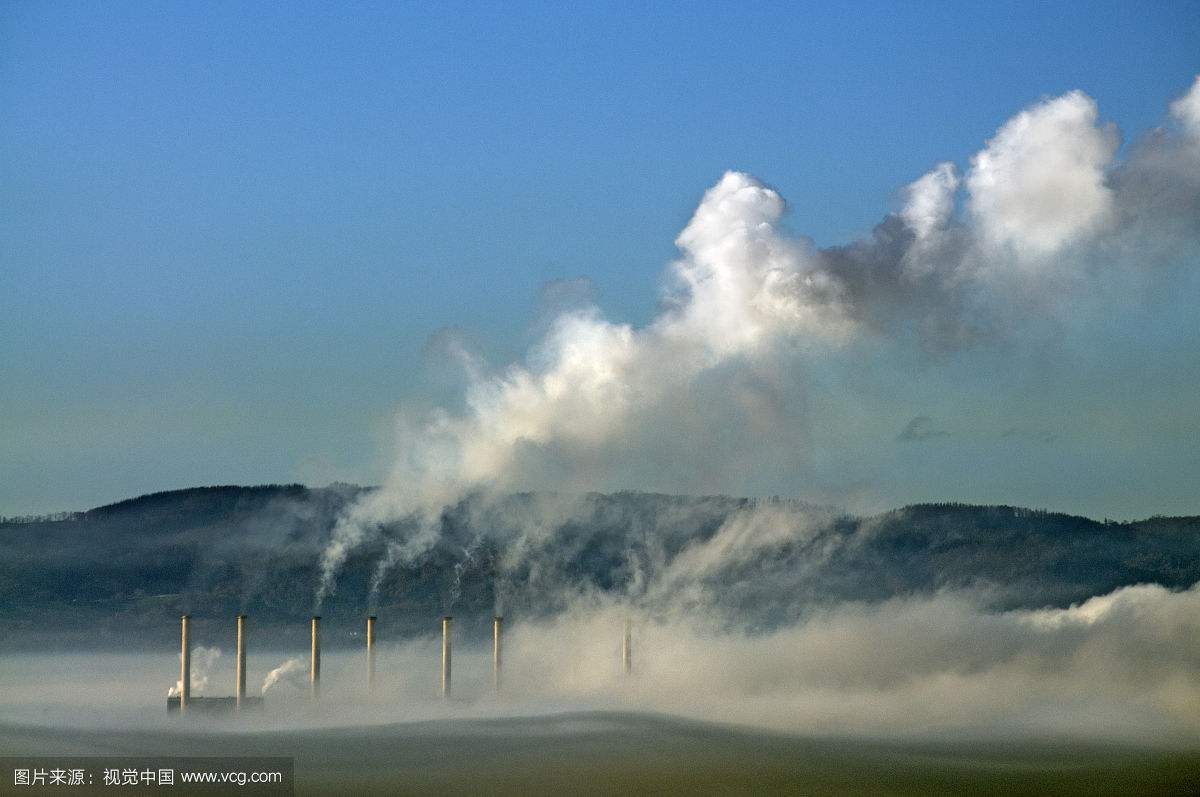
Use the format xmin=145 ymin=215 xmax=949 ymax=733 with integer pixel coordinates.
xmin=1 ymin=484 xmax=1198 ymax=651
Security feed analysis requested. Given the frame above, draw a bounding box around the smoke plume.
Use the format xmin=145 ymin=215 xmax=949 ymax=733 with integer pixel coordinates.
xmin=166 ymin=645 xmax=220 ymax=697
xmin=315 ymin=76 xmax=1200 ymax=607
xmin=261 ymin=658 xmax=307 ymax=694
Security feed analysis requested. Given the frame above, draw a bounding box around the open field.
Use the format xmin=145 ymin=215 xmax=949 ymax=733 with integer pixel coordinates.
xmin=3 ymin=712 xmax=1200 ymax=795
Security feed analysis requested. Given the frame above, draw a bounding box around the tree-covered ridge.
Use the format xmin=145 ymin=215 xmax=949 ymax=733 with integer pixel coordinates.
xmin=0 ymin=485 xmax=1197 ymax=650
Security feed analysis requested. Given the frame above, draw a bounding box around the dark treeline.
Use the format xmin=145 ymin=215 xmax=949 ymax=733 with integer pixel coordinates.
xmin=0 ymin=511 xmax=84 ymax=524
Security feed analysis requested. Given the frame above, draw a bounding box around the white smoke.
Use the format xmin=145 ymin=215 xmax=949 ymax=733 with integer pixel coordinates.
xmin=966 ymin=90 xmax=1119 ymax=259
xmin=644 ymin=502 xmax=833 ymax=612
xmin=315 ymin=75 xmax=1200 ymax=605
xmin=261 ymin=658 xmax=307 ymax=694
xmin=1171 ymin=74 xmax=1200 ymax=138
xmin=498 ymin=580 xmax=1200 ymax=741
xmin=900 ymin=161 xmax=961 ymax=281
xmin=166 ymin=645 xmax=220 ymax=697
xmin=316 ymin=171 xmax=853 ymax=604
xmin=903 ymin=162 xmax=960 ymax=244
xmin=367 ymin=540 xmax=405 ymax=608
xmin=6 ymin=581 xmax=1200 ymax=743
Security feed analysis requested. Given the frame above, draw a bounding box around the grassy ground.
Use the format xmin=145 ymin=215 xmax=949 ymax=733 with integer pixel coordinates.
xmin=3 ymin=712 xmax=1199 ymax=795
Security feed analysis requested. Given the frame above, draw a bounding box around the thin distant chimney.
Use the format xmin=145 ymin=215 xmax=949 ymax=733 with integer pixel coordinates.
xmin=180 ymin=615 xmax=191 ymax=712
xmin=622 ymin=617 xmax=632 ymax=675
xmin=441 ymin=617 xmax=452 ymax=698
xmin=366 ymin=616 xmax=377 ymax=695
xmin=310 ymin=616 xmax=321 ymax=700
xmin=236 ymin=615 xmax=247 ymax=709
xmin=492 ymin=616 xmax=503 ymax=694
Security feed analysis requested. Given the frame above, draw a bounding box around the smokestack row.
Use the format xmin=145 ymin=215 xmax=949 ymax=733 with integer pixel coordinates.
xmin=175 ymin=612 xmax=631 ymax=708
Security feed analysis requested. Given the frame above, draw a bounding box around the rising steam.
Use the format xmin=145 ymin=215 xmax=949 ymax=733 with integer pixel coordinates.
xmin=261 ymin=658 xmax=307 ymax=694
xmin=314 ymin=76 xmax=1200 ymax=608
xmin=166 ymin=645 xmax=220 ymax=697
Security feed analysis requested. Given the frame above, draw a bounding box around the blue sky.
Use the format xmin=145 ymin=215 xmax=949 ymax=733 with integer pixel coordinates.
xmin=2 ymin=2 xmax=1198 ymax=517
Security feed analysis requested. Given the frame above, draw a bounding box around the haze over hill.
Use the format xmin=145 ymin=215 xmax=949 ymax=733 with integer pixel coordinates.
xmin=3 ymin=484 xmax=1198 ymax=652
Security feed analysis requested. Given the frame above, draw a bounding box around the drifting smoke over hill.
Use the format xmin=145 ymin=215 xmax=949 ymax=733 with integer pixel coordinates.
xmin=305 ymin=75 xmax=1200 ymax=597
xmin=2 ymin=484 xmax=1198 ymax=652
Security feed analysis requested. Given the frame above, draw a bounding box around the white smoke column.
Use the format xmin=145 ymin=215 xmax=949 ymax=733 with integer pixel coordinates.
xmin=314 ymin=518 xmax=376 ymax=609
xmin=366 ymin=540 xmax=404 ymax=608
xmin=261 ymin=658 xmax=307 ymax=694
xmin=166 ymin=645 xmax=220 ymax=697
xmin=316 ymin=172 xmax=854 ymax=602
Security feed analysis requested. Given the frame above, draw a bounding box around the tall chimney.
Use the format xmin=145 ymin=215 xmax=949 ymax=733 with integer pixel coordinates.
xmin=492 ymin=616 xmax=503 ymax=694
xmin=310 ymin=616 xmax=321 ymax=700
xmin=180 ymin=614 xmax=191 ymax=712
xmin=622 ymin=616 xmax=632 ymax=675
xmin=366 ymin=615 xmax=377 ymax=695
xmin=441 ymin=616 xmax=452 ymax=698
xmin=235 ymin=614 xmax=247 ymax=709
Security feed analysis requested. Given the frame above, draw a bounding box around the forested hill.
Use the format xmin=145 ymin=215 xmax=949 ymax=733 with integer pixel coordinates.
xmin=1 ymin=485 xmax=1197 ymax=650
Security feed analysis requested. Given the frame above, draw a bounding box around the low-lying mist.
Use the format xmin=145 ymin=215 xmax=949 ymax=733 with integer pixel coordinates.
xmin=4 ymin=580 xmax=1198 ymax=746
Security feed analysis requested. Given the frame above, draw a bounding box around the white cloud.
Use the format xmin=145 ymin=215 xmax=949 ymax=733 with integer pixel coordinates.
xmin=1171 ymin=75 xmax=1200 ymax=137
xmin=449 ymin=172 xmax=844 ymax=491
xmin=899 ymin=162 xmax=962 ymax=285
xmin=966 ymin=90 xmax=1118 ymax=258
xmin=665 ymin=171 xmax=851 ymax=356
xmin=902 ymin=162 xmax=960 ymax=243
